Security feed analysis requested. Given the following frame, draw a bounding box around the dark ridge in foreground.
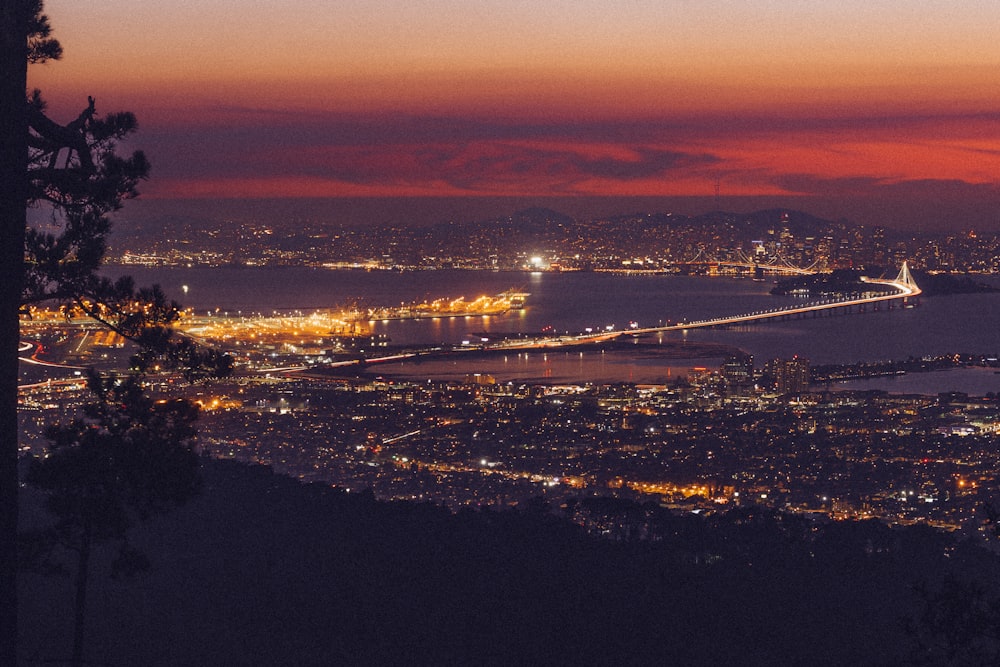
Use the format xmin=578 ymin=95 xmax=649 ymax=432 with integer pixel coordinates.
xmin=19 ymin=459 xmax=1000 ymax=665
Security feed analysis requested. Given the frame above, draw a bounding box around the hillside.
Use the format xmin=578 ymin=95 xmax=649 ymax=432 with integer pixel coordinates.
xmin=18 ymin=459 xmax=1000 ymax=665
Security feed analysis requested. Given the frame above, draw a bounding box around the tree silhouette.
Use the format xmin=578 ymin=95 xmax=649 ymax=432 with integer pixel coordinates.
xmin=2 ymin=3 xmax=228 ymax=662
xmin=27 ymin=371 xmax=201 ymax=666
xmin=907 ymin=575 xmax=1000 ymax=665
xmin=2 ymin=3 xmax=54 ymax=660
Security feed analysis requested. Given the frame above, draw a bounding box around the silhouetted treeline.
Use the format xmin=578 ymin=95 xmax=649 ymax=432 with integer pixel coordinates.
xmin=19 ymin=459 xmax=1000 ymax=665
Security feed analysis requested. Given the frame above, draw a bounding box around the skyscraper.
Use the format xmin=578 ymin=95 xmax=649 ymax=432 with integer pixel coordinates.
xmin=769 ymin=357 xmax=810 ymax=395
xmin=721 ymin=354 xmax=754 ymax=394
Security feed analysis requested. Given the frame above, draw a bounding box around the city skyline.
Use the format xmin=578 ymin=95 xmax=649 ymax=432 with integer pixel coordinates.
xmin=29 ymin=1 xmax=1000 ymax=231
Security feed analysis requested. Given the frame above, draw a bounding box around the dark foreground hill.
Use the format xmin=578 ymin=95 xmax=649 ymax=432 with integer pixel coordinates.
xmin=19 ymin=459 xmax=1000 ymax=665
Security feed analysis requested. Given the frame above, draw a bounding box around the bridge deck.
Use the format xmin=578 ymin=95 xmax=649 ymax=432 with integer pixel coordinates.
xmin=630 ymin=276 xmax=920 ymax=335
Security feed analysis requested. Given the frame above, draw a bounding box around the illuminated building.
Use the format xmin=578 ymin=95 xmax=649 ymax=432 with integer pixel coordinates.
xmin=769 ymin=357 xmax=810 ymax=395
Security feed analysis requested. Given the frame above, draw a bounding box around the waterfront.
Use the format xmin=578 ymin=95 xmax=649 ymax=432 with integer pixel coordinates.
xmin=102 ymin=266 xmax=1000 ymax=392
xmin=828 ymin=365 xmax=1000 ymax=396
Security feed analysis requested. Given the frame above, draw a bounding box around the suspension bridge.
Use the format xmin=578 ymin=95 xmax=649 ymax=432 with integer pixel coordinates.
xmin=209 ymin=263 xmax=923 ymax=373
xmin=675 ymin=247 xmax=822 ymax=276
xmin=628 ymin=262 xmax=920 ymax=336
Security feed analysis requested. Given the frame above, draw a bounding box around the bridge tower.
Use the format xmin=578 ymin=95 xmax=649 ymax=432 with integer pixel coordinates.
xmin=895 ymin=261 xmax=920 ymax=307
xmin=895 ymin=261 xmax=918 ymax=291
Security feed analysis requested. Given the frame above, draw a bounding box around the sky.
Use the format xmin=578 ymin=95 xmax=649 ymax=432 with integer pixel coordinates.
xmin=28 ymin=1 xmax=1000 ymax=231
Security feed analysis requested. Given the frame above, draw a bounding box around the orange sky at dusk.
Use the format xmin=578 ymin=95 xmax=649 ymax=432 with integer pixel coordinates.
xmin=27 ymin=1 xmax=1000 ymax=230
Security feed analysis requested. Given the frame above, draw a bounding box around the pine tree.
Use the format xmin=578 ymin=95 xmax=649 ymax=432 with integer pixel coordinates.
xmin=2 ymin=4 xmax=228 ymax=662
xmin=28 ymin=372 xmax=203 ymax=666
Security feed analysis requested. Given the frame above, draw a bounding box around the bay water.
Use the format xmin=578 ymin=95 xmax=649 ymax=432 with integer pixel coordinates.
xmin=103 ymin=266 xmax=1000 ymax=393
